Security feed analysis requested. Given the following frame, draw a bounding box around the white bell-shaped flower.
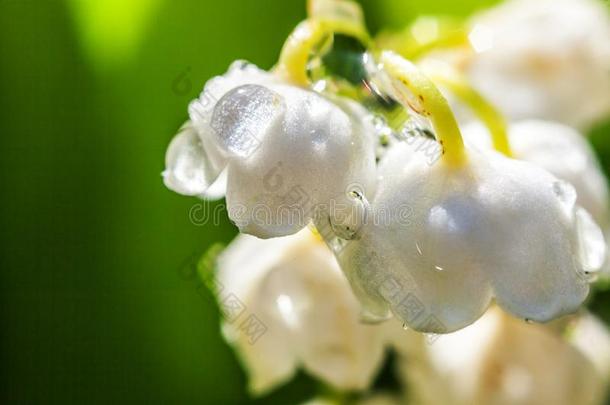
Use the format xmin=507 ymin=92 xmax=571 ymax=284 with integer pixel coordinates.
xmin=464 ymin=119 xmax=609 ymax=226
xmin=163 ymin=60 xmax=376 ymax=238
xmin=466 ymin=0 xmax=610 ymax=129
xmin=332 ymin=51 xmax=606 ymax=333
xmin=217 ymin=228 xmax=387 ymax=395
xmin=397 ymin=308 xmax=610 ymax=405
xmin=339 ymin=140 xmax=605 ymax=332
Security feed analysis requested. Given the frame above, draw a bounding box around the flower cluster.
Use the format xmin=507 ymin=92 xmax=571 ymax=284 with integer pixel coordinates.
xmin=163 ymin=0 xmax=610 ymax=402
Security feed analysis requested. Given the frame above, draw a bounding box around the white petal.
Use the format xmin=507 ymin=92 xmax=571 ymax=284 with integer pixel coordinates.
xmin=478 ymin=152 xmax=592 ymax=322
xmin=198 ymin=168 xmax=227 ymax=200
xmin=400 ymin=308 xmax=608 ymax=405
xmin=217 ymin=229 xmax=386 ymax=393
xmin=216 ymin=233 xmax=299 ymax=394
xmin=224 ymin=85 xmax=376 ymax=238
xmin=338 ymin=143 xmax=493 ymax=333
xmin=464 ymin=120 xmax=609 ymax=225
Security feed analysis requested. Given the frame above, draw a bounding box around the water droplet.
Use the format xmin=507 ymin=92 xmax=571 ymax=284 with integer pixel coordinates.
xmin=434 ymin=265 xmax=444 ymax=272
xmin=211 ymin=84 xmax=284 ymax=157
xmin=415 ymin=242 xmax=423 ymax=256
xmin=525 ymin=318 xmax=533 ymax=324
xmin=164 ymin=123 xmax=219 ymax=195
xmin=229 ymin=59 xmax=251 ymax=72
xmin=329 ymin=189 xmax=370 ymax=240
xmin=402 ymin=323 xmax=409 ymax=330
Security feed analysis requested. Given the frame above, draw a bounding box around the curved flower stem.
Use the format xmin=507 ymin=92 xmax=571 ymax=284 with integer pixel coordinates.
xmin=428 ymin=71 xmax=513 ymax=157
xmin=380 ymin=51 xmax=466 ymax=167
xmin=277 ymin=1 xmax=370 ymax=86
xmin=276 ymin=20 xmax=330 ymax=86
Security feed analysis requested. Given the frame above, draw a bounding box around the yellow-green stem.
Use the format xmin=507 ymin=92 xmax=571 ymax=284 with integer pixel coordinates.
xmin=276 ymin=20 xmax=329 ymax=86
xmin=276 ymin=2 xmax=370 ymax=86
xmin=430 ymin=73 xmax=513 ymax=157
xmin=380 ymin=51 xmax=466 ymax=167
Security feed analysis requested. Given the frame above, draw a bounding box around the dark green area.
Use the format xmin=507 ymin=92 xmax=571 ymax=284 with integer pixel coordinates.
xmin=1 ymin=0 xmax=609 ymax=404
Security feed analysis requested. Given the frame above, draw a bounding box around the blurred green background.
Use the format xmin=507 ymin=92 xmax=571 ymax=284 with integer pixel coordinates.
xmin=1 ymin=0 xmax=609 ymax=403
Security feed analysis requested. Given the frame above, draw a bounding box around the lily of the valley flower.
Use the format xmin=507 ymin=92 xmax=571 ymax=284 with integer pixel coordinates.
xmin=332 ymin=51 xmax=606 ymax=333
xmin=217 ymin=228 xmax=387 ymax=395
xmin=466 ymin=0 xmax=610 ymax=129
xmin=163 ymin=59 xmax=376 ymax=238
xmin=397 ymin=308 xmax=610 ymax=405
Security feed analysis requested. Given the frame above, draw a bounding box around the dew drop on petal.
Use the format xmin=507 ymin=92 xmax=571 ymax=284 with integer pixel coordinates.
xmin=329 ymin=189 xmax=370 ymax=240
xmin=228 ymin=59 xmax=251 ymax=72
xmin=552 ymin=180 xmax=577 ymax=218
xmin=164 ymin=123 xmax=220 ymax=196
xmin=211 ymin=84 xmax=285 ymax=157
xmin=574 ymin=207 xmax=606 ymax=273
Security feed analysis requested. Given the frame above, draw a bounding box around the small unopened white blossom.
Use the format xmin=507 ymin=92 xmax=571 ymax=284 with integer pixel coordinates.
xmin=164 ymin=61 xmax=376 ymax=238
xmin=466 ymin=0 xmax=610 ymax=129
xmin=335 ymin=141 xmax=606 ymax=333
xmin=217 ymin=228 xmax=387 ymax=395
xmin=464 ymin=120 xmax=609 ymax=226
xmin=398 ymin=308 xmax=610 ymax=405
